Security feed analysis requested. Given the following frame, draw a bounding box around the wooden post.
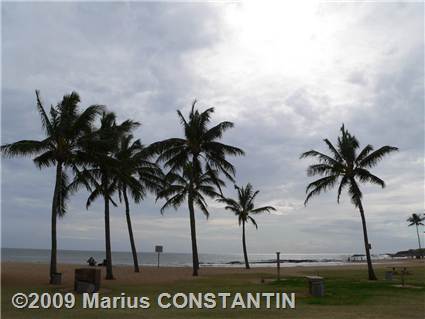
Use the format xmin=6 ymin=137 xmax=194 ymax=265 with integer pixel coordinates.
xmin=276 ymin=251 xmax=281 ymax=281
xmin=155 ymin=245 xmax=163 ymax=268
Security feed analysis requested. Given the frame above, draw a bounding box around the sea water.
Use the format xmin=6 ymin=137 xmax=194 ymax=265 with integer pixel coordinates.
xmin=1 ymin=248 xmax=391 ymax=267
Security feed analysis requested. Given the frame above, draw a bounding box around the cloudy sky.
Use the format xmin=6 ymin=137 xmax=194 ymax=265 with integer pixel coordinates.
xmin=2 ymin=1 xmax=424 ymax=256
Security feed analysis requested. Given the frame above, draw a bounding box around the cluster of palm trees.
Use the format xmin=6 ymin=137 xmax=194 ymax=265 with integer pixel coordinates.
xmin=2 ymin=91 xmax=400 ymax=283
xmin=1 ymin=92 xmax=275 ymax=281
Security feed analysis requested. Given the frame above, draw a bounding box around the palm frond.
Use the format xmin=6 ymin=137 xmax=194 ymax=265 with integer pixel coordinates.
xmin=337 ymin=175 xmax=349 ymax=203
xmin=1 ymin=139 xmax=51 ymax=159
xmin=300 ymin=150 xmax=342 ymax=166
xmin=359 ymin=146 xmax=399 ymax=168
xmin=323 ymin=138 xmax=343 ymax=162
xmin=248 ymin=216 xmax=258 ymax=229
xmin=35 ymin=90 xmax=54 ymax=136
xmin=304 ymin=175 xmax=338 ymax=205
xmin=355 ymin=144 xmax=373 ymax=164
xmin=355 ymin=168 xmax=385 ymax=188
xmin=33 ymin=150 xmax=56 ymax=168
xmin=347 ymin=178 xmax=362 ymax=208
xmin=251 ymin=205 xmax=276 ymax=214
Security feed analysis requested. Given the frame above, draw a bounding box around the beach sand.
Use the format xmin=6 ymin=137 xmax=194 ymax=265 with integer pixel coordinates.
xmin=2 ymin=260 xmax=424 ymax=319
xmin=2 ymin=259 xmax=420 ymax=288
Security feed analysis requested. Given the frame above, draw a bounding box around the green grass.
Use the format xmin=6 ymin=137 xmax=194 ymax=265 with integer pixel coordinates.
xmin=2 ymin=266 xmax=424 ymax=319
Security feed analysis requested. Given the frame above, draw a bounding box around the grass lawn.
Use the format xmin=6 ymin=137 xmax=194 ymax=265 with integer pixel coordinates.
xmin=2 ymin=264 xmax=424 ymax=318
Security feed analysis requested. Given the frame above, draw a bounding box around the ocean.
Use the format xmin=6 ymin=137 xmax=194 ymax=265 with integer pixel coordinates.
xmin=1 ymin=248 xmax=392 ymax=267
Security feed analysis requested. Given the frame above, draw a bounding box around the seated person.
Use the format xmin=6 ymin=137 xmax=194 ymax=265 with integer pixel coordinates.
xmin=87 ymin=257 xmax=97 ymax=266
xmin=98 ymin=259 xmax=108 ymax=267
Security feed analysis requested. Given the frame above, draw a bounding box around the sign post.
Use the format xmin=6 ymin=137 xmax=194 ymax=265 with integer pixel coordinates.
xmin=276 ymin=251 xmax=281 ymax=281
xmin=155 ymin=245 xmax=163 ymax=268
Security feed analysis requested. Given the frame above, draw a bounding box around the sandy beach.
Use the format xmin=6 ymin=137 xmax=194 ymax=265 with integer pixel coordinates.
xmin=2 ymin=260 xmax=424 ymax=319
xmin=2 ymin=260 xmax=421 ymax=288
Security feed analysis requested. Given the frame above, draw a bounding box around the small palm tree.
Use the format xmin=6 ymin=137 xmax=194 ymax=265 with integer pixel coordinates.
xmin=300 ymin=124 xmax=398 ymax=280
xmin=151 ymin=101 xmax=244 ymax=276
xmin=1 ymin=91 xmax=102 ymax=283
xmin=218 ymin=183 xmax=275 ymax=269
xmin=74 ymin=112 xmax=140 ymax=279
xmin=157 ymin=164 xmax=224 ymax=276
xmin=115 ymin=135 xmax=164 ymax=272
xmin=407 ymin=213 xmax=425 ymax=258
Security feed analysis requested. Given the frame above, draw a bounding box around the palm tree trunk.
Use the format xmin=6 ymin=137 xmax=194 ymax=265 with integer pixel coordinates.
xmin=188 ymin=191 xmax=199 ymax=276
xmin=358 ymin=201 xmax=377 ymax=280
xmin=104 ymin=192 xmax=114 ymax=280
xmin=123 ymin=187 xmax=140 ymax=272
xmin=49 ymin=162 xmax=62 ymax=284
xmin=416 ymin=225 xmax=423 ymax=259
xmin=242 ymin=221 xmax=250 ymax=269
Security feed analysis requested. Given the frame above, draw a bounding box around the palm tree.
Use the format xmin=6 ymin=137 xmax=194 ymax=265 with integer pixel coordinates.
xmin=1 ymin=90 xmax=102 ymax=284
xmin=157 ymin=164 xmax=224 ymax=276
xmin=150 ymin=101 xmax=244 ymax=276
xmin=74 ymin=112 xmax=140 ymax=279
xmin=217 ymin=183 xmax=275 ymax=269
xmin=407 ymin=213 xmax=425 ymax=258
xmin=300 ymin=124 xmax=398 ymax=280
xmin=115 ymin=134 xmax=164 ymax=272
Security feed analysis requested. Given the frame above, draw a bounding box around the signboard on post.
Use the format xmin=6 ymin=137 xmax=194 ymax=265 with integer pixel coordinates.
xmin=155 ymin=245 xmax=163 ymax=268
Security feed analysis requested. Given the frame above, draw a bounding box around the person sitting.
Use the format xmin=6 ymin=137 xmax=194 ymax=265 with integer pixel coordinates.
xmin=98 ymin=259 xmax=108 ymax=267
xmin=87 ymin=257 xmax=97 ymax=267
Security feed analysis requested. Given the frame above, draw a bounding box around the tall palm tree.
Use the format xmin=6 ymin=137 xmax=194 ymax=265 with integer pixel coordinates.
xmin=157 ymin=164 xmax=224 ymax=276
xmin=74 ymin=112 xmax=140 ymax=279
xmin=115 ymin=134 xmax=164 ymax=272
xmin=1 ymin=90 xmax=102 ymax=284
xmin=150 ymin=101 xmax=244 ymax=276
xmin=218 ymin=183 xmax=275 ymax=269
xmin=407 ymin=213 xmax=425 ymax=258
xmin=300 ymin=124 xmax=398 ymax=280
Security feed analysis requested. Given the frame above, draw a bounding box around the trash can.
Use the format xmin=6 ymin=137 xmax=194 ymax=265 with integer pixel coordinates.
xmin=306 ymin=276 xmax=325 ymax=297
xmin=74 ymin=268 xmax=101 ymax=293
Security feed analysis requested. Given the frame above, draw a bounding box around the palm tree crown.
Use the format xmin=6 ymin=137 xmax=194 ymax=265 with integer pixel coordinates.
xmin=2 ymin=91 xmax=103 ymax=216
xmin=407 ymin=213 xmax=425 ymax=227
xmin=218 ymin=183 xmax=276 ymax=228
xmin=115 ymin=134 xmax=164 ymax=203
xmin=150 ymin=100 xmax=244 ymax=181
xmin=301 ymin=124 xmax=398 ymax=206
xmin=158 ymin=164 xmax=224 ymax=217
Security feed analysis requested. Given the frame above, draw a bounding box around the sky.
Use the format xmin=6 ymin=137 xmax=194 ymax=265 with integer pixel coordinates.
xmin=1 ymin=1 xmax=424 ymax=256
